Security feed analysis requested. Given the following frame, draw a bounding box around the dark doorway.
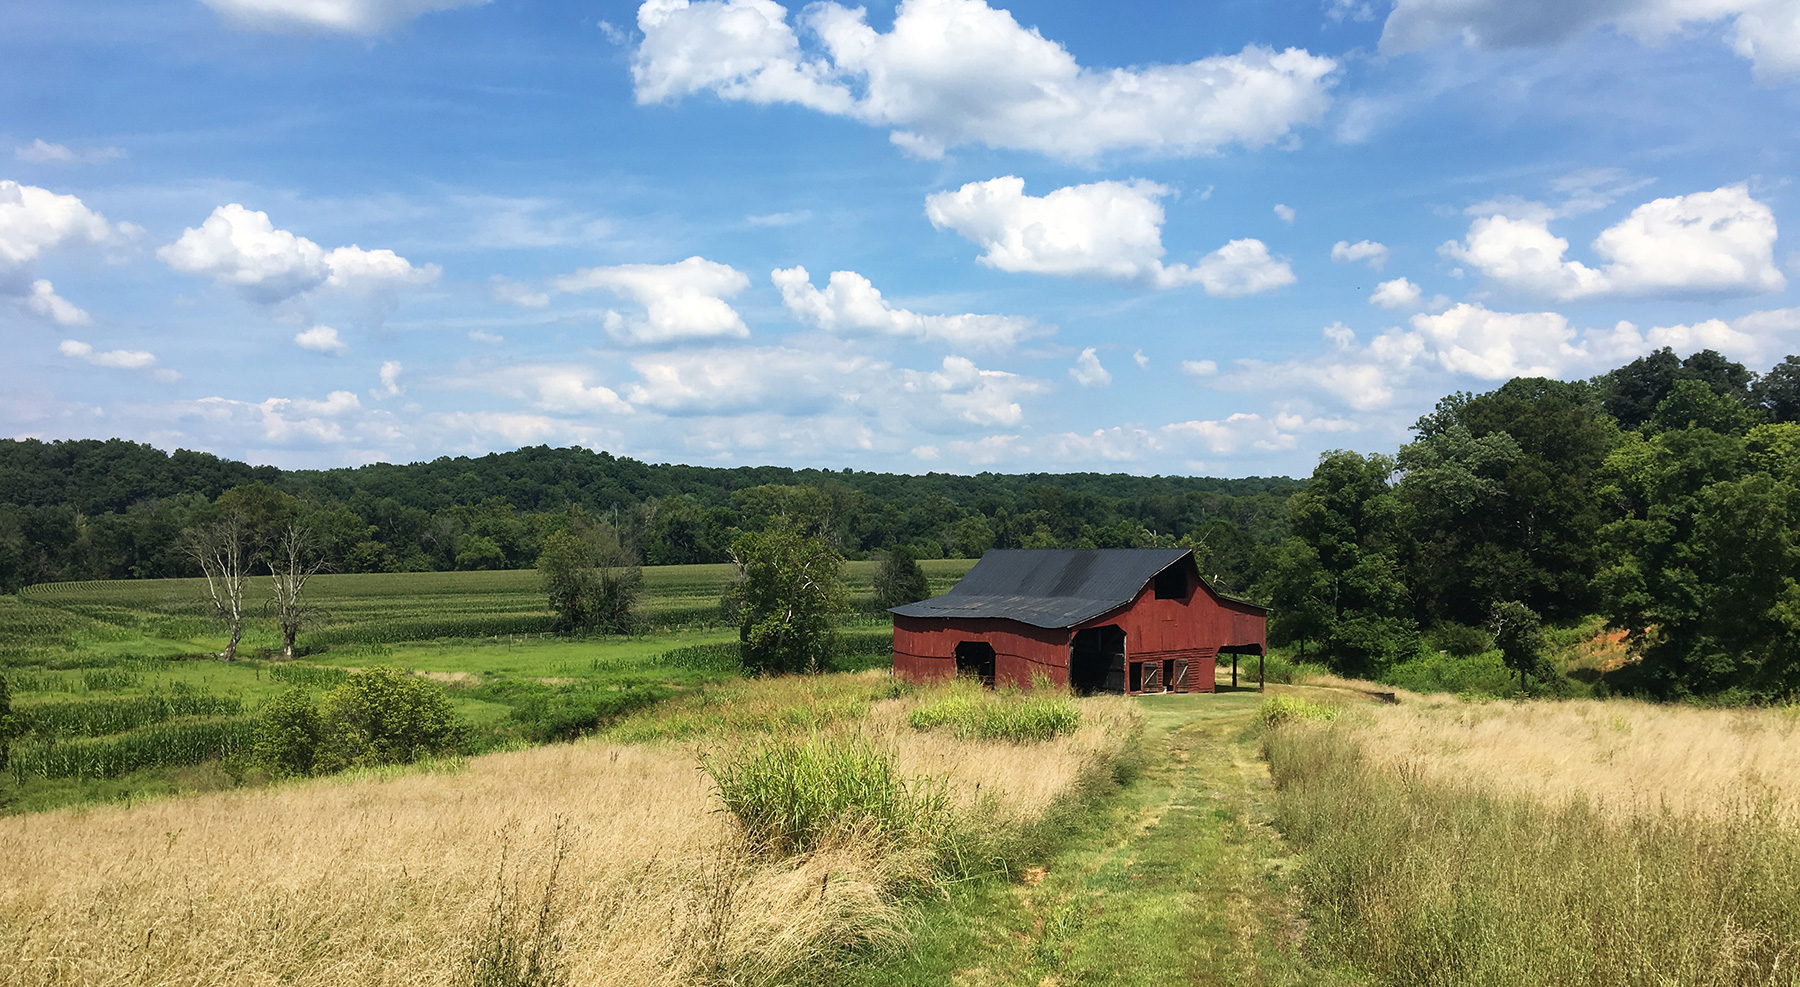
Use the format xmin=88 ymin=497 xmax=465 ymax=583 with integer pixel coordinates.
xmin=1070 ymin=625 xmax=1125 ymax=695
xmin=954 ymin=641 xmax=997 ymax=687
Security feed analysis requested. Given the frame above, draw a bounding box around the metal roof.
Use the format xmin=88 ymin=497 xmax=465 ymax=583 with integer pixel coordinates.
xmin=890 ymin=548 xmax=1196 ymax=629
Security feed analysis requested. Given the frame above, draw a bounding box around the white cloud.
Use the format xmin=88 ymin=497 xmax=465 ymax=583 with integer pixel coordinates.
xmin=294 ymin=325 xmax=348 ymax=354
xmin=1181 ymin=359 xmax=1218 ymax=377
xmin=498 ymin=367 xmax=635 ymax=415
xmin=373 ymin=360 xmax=403 ymax=399
xmin=1381 ymin=0 xmax=1800 ymax=80
xmin=1589 ymin=307 xmax=1800 ymax=364
xmin=15 ymin=140 xmax=125 ymax=164
xmin=1274 ymin=203 xmax=1296 ymax=224
xmin=554 ymin=256 xmax=751 ymax=344
xmin=0 ymin=180 xmax=127 ymax=268
xmin=925 ymin=176 xmax=1293 ymax=294
xmin=1330 ymin=239 xmax=1388 ymax=269
xmin=944 ymin=412 xmax=1356 ymax=467
xmin=1134 ymin=349 xmax=1149 ymax=369
xmin=911 ymin=444 xmax=940 ymax=461
xmin=632 ymin=0 xmax=1336 ymax=161
xmin=1069 ymin=347 xmax=1111 ymax=388
xmin=1369 ymin=277 xmax=1423 ymax=310
xmin=159 ymin=204 xmax=439 ymax=303
xmin=623 ymin=346 xmax=881 ymax=415
xmin=199 ymin=0 xmax=488 ymax=35
xmin=1443 ymin=185 xmax=1785 ymax=301
xmin=746 ymin=210 xmax=813 ymax=227
xmin=26 ymin=279 xmax=91 ymax=326
xmin=1408 ymin=303 xmax=1586 ymax=379
xmin=59 ymin=339 xmax=178 ymax=381
xmin=900 ymin=355 xmax=1047 ymax=426
xmin=772 ymin=265 xmax=1044 ymax=349
xmin=468 ymin=330 xmax=504 ymax=344
xmin=1191 ymin=239 xmax=1297 ymax=298
xmin=489 ymin=275 xmax=550 ymax=307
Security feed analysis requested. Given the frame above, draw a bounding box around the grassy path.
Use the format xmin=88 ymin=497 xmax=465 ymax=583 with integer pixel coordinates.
xmin=843 ymin=690 xmax=1359 ymax=987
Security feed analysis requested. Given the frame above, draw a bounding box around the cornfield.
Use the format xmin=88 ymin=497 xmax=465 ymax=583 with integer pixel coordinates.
xmin=11 ymin=690 xmax=244 ymax=740
xmin=8 ymin=715 xmax=258 ymax=781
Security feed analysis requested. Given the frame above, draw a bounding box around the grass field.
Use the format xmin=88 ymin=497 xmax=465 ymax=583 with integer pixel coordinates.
xmin=0 ymin=559 xmax=976 ymax=814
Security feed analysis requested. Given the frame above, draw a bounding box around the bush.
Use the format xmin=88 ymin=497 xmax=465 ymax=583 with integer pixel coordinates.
xmin=908 ymin=680 xmax=1081 ymax=742
xmin=1426 ymin=621 xmax=1494 ymax=657
xmin=315 ymin=667 xmax=463 ymax=772
xmin=1256 ymin=695 xmax=1339 ymax=727
xmin=251 ymin=667 xmax=465 ymax=777
xmin=252 ymin=687 xmax=323 ymax=777
xmin=705 ymin=732 xmax=950 ymax=857
xmin=1258 ymin=650 xmax=1331 ymax=685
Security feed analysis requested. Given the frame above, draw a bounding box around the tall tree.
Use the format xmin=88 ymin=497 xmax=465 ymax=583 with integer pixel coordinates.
xmin=1752 ymin=356 xmax=1800 ymax=423
xmin=536 ymin=511 xmax=639 ymax=634
xmin=267 ymin=520 xmax=329 ymax=659
xmin=872 ymin=546 xmax=930 ymax=608
xmin=184 ymin=513 xmax=252 ymax=660
xmin=1488 ymin=600 xmax=1547 ymax=694
xmin=730 ymin=519 xmax=848 ymax=674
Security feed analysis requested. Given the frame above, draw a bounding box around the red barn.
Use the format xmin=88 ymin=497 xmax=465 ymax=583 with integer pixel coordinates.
xmin=890 ymin=548 xmax=1268 ymax=695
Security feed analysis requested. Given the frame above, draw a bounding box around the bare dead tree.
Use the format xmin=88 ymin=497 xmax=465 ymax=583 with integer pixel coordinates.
xmin=184 ymin=516 xmax=251 ymax=661
xmin=268 ymin=521 xmax=329 ymax=659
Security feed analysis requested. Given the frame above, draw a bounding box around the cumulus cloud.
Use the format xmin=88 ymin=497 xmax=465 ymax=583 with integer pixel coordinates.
xmin=1369 ymin=277 xmax=1423 ymax=310
xmin=925 ymin=176 xmax=1293 ymax=294
xmin=26 ymin=279 xmax=91 ymax=326
xmin=1273 ymin=203 xmax=1296 ymax=224
xmin=1069 ymin=347 xmax=1111 ymax=388
xmin=179 ymin=390 xmax=363 ymax=444
xmin=772 ymin=265 xmax=1045 ymax=349
xmin=1588 ymin=307 xmax=1800 ymax=365
xmin=199 ymin=0 xmax=488 ymax=35
xmin=945 ymin=412 xmax=1355 ymax=467
xmin=1331 ymin=239 xmax=1388 ymax=269
xmin=59 ymin=340 xmax=178 ymax=381
xmin=294 ymin=325 xmax=348 ymax=354
xmin=159 ymin=204 xmax=439 ymax=303
xmin=632 ymin=0 xmax=1336 ymax=160
xmin=15 ymin=140 xmax=125 ymax=164
xmin=554 ymin=256 xmax=751 ymax=344
xmin=1380 ymin=0 xmax=1800 ymax=80
xmin=1443 ymin=185 xmax=1785 ymax=301
xmin=468 ymin=365 xmax=635 ymax=415
xmin=373 ymin=360 xmax=403 ymax=399
xmin=901 ymin=355 xmax=1048 ymax=426
xmin=1181 ymin=359 xmax=1218 ymax=377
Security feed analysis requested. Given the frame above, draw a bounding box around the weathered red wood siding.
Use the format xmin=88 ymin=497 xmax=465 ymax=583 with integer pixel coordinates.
xmin=891 ymin=556 xmax=1266 ymax=694
xmin=892 ymin=615 xmax=1072 ymax=688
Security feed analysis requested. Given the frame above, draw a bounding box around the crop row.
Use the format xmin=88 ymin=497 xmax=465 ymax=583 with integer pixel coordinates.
xmin=11 ymin=690 xmax=244 ymax=740
xmin=8 ymin=716 xmax=258 ymax=781
xmin=3 ymin=666 xmax=144 ymax=694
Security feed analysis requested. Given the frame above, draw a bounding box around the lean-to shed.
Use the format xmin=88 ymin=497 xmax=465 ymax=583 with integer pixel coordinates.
xmin=889 ymin=548 xmax=1268 ymax=695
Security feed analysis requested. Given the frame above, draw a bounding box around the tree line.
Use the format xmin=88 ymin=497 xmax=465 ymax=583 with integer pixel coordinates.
xmin=1261 ymin=350 xmax=1800 ymax=701
xmin=0 ymin=440 xmax=1297 ymax=595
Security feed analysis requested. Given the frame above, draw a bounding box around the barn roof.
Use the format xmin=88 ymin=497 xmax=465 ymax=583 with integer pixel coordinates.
xmin=890 ymin=548 xmax=1253 ymax=629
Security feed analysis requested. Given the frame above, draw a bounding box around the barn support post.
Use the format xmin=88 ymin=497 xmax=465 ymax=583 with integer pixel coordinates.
xmin=1231 ymin=654 xmax=1237 ymax=689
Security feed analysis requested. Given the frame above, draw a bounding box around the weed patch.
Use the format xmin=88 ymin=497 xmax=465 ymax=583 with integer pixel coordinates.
xmin=908 ymin=680 xmax=1081 ymax=742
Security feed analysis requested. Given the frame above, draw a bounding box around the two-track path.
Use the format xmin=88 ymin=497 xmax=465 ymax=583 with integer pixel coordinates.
xmin=844 ymin=690 xmax=1357 ymax=987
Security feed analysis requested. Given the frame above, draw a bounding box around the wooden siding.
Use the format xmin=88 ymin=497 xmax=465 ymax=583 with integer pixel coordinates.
xmin=891 ymin=555 xmax=1266 ymax=695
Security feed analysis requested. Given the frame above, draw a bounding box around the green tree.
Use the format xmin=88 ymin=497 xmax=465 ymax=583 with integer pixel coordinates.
xmin=1488 ymin=600 xmax=1547 ymax=693
xmin=1648 ymin=378 xmax=1759 ymax=436
xmin=1270 ymin=450 xmax=1416 ymax=675
xmin=314 ymin=668 xmax=463 ymax=773
xmin=536 ymin=516 xmax=640 ymax=635
xmin=1752 ymin=355 xmax=1800 ymax=423
xmin=731 ymin=520 xmax=848 ymax=674
xmin=872 ymin=546 xmax=930 ymax=609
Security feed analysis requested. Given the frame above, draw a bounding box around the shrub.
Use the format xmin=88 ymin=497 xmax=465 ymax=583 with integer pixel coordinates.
xmin=312 ymin=667 xmax=464 ymax=774
xmin=1258 ymin=650 xmax=1331 ymax=685
xmin=908 ymin=680 xmax=1081 ymax=742
xmin=1256 ymin=695 xmax=1339 ymax=727
xmin=504 ymin=684 xmax=671 ymax=743
xmin=1426 ymin=621 xmax=1494 ymax=657
xmin=705 ymin=733 xmax=950 ymax=857
xmin=252 ymin=687 xmax=323 ymax=777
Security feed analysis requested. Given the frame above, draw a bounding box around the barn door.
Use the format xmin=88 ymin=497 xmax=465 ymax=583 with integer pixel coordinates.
xmin=1140 ymin=661 xmax=1162 ymax=694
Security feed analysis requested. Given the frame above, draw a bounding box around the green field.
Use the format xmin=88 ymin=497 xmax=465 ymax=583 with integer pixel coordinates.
xmin=0 ymin=558 xmax=976 ymax=813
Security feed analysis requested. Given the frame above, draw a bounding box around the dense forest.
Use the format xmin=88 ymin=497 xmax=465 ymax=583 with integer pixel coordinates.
xmin=0 ymin=437 xmax=1298 ymax=595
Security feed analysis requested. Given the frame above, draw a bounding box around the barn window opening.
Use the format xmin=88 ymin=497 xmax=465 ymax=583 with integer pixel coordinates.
xmin=1070 ymin=624 xmax=1124 ymax=695
xmin=1154 ymin=566 xmax=1189 ymax=600
xmin=954 ymin=641 xmax=997 ymax=687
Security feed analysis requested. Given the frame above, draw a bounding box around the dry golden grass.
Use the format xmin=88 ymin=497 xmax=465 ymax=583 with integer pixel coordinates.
xmin=0 ymin=674 xmax=1138 ymax=987
xmin=1342 ymin=694 xmax=1800 ymax=821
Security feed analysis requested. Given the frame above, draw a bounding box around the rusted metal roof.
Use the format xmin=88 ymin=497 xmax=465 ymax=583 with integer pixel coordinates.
xmin=889 ymin=548 xmax=1220 ymax=628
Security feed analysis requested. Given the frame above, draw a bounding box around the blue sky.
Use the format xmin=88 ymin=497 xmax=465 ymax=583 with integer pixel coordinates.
xmin=4 ymin=0 xmax=1799 ymax=476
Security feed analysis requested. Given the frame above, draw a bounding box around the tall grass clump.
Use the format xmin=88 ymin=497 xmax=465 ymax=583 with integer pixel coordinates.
xmin=1257 ymin=650 xmax=1331 ymax=685
xmin=462 ymin=828 xmax=567 ymax=987
xmin=1264 ymin=720 xmax=1800 ymax=987
xmin=706 ymin=733 xmax=951 ymax=859
xmin=1255 ymin=694 xmax=1339 ymax=727
xmin=907 ymin=678 xmax=1081 ymax=742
